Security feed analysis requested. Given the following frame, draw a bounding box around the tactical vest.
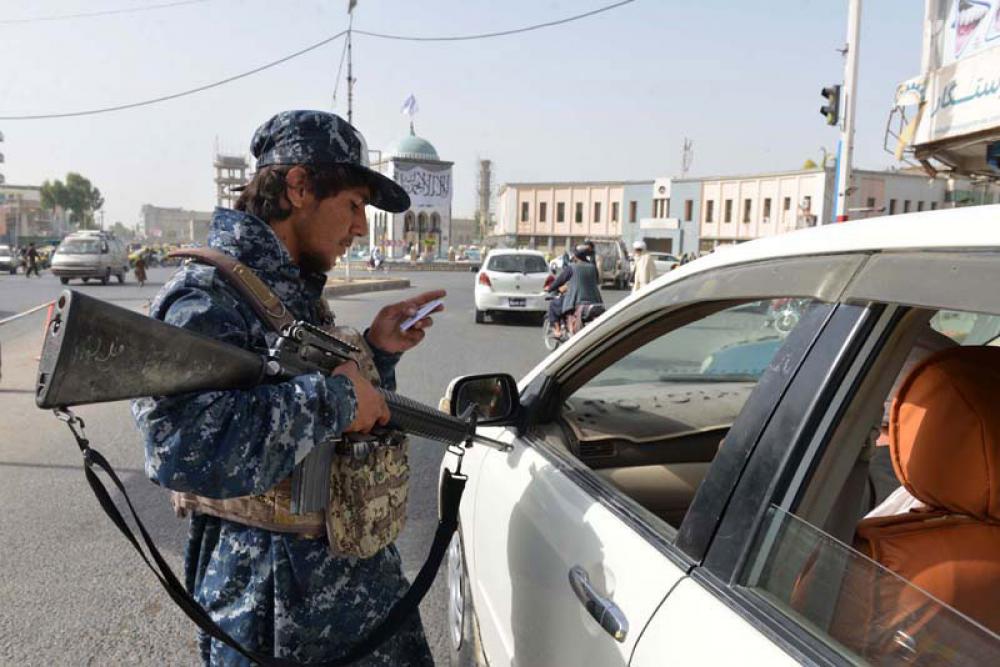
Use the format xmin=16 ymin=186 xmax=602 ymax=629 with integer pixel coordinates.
xmin=167 ymin=249 xmax=409 ymax=559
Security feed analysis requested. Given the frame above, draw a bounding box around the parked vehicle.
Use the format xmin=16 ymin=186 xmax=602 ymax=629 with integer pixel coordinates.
xmin=474 ymin=249 xmax=550 ymax=324
xmin=440 ymin=207 xmax=1000 ymax=665
xmin=0 ymin=244 xmax=18 ymax=274
xmin=50 ymin=231 xmax=129 ymax=285
xmin=648 ymin=251 xmax=680 ymax=274
xmin=591 ymin=238 xmax=631 ymax=289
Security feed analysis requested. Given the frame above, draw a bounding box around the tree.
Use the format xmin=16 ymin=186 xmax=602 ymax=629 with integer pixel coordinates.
xmin=40 ymin=172 xmax=104 ymax=229
xmin=802 ymin=159 xmax=819 ymax=170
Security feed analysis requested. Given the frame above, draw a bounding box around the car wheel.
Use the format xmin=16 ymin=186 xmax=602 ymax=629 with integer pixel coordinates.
xmin=100 ymin=269 xmax=110 ymax=286
xmin=475 ymin=308 xmax=485 ymax=324
xmin=82 ymin=277 xmax=90 ymax=284
xmin=447 ymin=532 xmax=484 ymax=667
xmin=59 ymin=277 xmax=69 ymax=285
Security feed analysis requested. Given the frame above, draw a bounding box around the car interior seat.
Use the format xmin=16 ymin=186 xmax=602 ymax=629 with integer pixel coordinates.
xmin=837 ymin=346 xmax=1000 ymax=651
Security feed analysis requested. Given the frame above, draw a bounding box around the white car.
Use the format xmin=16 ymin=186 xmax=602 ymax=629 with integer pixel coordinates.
xmin=441 ymin=207 xmax=1000 ymax=665
xmin=474 ymin=249 xmax=550 ymax=324
xmin=649 ymin=251 xmax=680 ymax=274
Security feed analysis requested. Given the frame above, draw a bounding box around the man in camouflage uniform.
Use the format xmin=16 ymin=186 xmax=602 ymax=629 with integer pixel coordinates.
xmin=132 ymin=110 xmax=443 ymax=665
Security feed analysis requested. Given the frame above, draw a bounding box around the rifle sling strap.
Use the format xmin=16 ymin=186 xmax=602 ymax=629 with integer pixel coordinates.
xmin=168 ymin=248 xmax=295 ymax=332
xmin=63 ymin=411 xmax=465 ymax=666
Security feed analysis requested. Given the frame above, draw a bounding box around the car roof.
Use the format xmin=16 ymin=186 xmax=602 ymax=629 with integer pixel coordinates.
xmin=689 ymin=206 xmax=1000 ymax=273
xmin=487 ymin=248 xmax=546 ymax=257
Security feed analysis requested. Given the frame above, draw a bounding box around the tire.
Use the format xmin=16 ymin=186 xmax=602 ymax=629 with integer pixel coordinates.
xmin=475 ymin=308 xmax=485 ymax=324
xmin=82 ymin=277 xmax=90 ymax=284
xmin=542 ymin=319 xmax=560 ymax=351
xmin=100 ymin=269 xmax=110 ymax=286
xmin=59 ymin=277 xmax=69 ymax=285
xmin=447 ymin=532 xmax=485 ymax=667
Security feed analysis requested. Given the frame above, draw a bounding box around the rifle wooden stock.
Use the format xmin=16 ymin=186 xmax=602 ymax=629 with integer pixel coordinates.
xmin=36 ymin=290 xmax=267 ymax=409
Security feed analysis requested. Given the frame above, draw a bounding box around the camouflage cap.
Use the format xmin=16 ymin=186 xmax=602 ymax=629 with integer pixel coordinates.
xmin=251 ymin=110 xmax=410 ymax=213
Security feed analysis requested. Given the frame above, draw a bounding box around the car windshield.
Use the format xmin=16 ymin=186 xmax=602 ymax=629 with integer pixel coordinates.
xmin=587 ymin=299 xmax=815 ymax=387
xmin=487 ymin=254 xmax=547 ymax=274
xmin=58 ymin=239 xmax=102 ymax=254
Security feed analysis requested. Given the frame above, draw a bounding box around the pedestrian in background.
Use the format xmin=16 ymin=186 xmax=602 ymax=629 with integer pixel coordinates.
xmin=133 ymin=252 xmax=147 ymax=287
xmin=631 ymin=240 xmax=656 ymax=293
xmin=24 ymin=243 xmax=40 ymax=278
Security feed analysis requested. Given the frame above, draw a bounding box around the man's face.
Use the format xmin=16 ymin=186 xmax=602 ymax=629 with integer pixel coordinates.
xmin=294 ymin=184 xmax=370 ymax=274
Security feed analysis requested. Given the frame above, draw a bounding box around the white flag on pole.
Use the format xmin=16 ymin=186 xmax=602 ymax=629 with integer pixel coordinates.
xmin=400 ymin=94 xmax=418 ymax=117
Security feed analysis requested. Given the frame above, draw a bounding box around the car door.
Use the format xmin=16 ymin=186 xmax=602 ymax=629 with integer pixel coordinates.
xmin=635 ymin=250 xmax=1000 ymax=664
xmin=465 ymin=253 xmax=872 ymax=666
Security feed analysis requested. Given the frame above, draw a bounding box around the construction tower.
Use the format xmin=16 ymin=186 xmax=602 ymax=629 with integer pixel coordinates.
xmin=214 ymin=153 xmax=249 ymax=209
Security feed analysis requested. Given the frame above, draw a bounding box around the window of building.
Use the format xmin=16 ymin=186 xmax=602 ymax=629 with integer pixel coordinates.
xmin=724 ymin=199 xmax=733 ymax=223
xmin=931 ymin=201 xmax=938 ymax=211
xmin=611 ymin=201 xmax=619 ymax=223
xmin=762 ymin=198 xmax=771 ymax=222
xmin=520 ymin=202 xmax=529 ymax=222
xmin=629 ymin=201 xmax=637 ymax=223
xmin=783 ymin=197 xmax=791 ymax=212
xmin=684 ymin=199 xmax=693 ymax=221
xmin=889 ymin=199 xmax=897 ymax=214
xmin=802 ymin=196 xmax=812 ymax=212
xmin=743 ymin=199 xmax=752 ymax=223
xmin=706 ymin=200 xmax=715 ymax=223
xmin=593 ymin=202 xmax=601 ymax=223
xmin=665 ymin=198 xmax=671 ymax=218
xmin=539 ymin=202 xmax=547 ymax=222
xmin=557 ymin=202 xmax=566 ymax=223
xmin=866 ymin=197 xmax=876 ymax=209
xmin=903 ymin=200 xmax=911 ymax=213
xmin=575 ymin=202 xmax=583 ymax=224
xmin=917 ymin=201 xmax=924 ymax=212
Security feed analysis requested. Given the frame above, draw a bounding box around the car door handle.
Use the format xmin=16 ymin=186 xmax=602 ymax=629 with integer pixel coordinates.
xmin=568 ymin=565 xmax=628 ymax=642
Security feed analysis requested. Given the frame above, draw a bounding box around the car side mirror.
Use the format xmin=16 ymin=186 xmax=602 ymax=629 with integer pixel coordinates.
xmin=443 ymin=373 xmax=519 ymax=425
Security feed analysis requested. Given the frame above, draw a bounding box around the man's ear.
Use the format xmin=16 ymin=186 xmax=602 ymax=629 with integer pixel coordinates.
xmin=285 ymin=166 xmax=310 ymax=209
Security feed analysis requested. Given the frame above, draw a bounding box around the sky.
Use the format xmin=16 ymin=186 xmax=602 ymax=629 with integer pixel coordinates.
xmin=0 ymin=0 xmax=924 ymax=228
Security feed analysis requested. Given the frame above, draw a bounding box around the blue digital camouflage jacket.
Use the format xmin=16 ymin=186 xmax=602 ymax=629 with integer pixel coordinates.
xmin=132 ymin=208 xmax=433 ymax=666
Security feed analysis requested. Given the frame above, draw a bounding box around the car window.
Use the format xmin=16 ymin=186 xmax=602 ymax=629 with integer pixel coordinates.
xmin=735 ymin=305 xmax=1000 ymax=662
xmin=487 ymin=254 xmax=547 ymax=274
xmin=739 ymin=505 xmax=1000 ymax=662
xmin=58 ymin=239 xmax=101 ymax=254
xmin=553 ymin=298 xmax=818 ymax=529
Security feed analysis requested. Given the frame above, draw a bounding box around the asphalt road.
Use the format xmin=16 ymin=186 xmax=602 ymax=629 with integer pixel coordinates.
xmin=0 ymin=266 xmax=628 ymax=665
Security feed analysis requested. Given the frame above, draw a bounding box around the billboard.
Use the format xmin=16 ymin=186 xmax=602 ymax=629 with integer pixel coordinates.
xmin=394 ymin=163 xmax=451 ymax=209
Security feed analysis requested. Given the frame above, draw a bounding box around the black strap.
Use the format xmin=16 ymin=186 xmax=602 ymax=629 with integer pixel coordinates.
xmin=57 ymin=411 xmax=466 ymax=666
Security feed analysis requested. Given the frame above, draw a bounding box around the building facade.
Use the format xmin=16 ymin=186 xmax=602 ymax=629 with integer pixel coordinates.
xmin=694 ymin=167 xmax=1000 ymax=251
xmin=367 ymin=126 xmax=453 ymax=260
xmin=0 ymin=184 xmax=65 ymax=245
xmin=495 ymin=180 xmax=649 ymax=253
xmin=631 ymin=177 xmax=701 ymax=256
xmin=139 ymin=204 xmax=214 ymax=244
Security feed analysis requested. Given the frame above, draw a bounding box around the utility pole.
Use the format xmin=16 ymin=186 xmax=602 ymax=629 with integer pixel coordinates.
xmin=346 ymin=5 xmax=355 ymax=125
xmin=834 ymin=0 xmax=862 ymax=223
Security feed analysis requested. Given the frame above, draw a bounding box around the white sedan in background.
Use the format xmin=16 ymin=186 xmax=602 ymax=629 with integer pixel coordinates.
xmin=474 ymin=249 xmax=551 ymax=324
xmin=442 ymin=207 xmax=1000 ymax=665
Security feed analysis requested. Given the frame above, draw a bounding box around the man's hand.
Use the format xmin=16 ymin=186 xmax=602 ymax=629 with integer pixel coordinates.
xmin=332 ymin=362 xmax=390 ymax=433
xmin=366 ymin=289 xmax=446 ymax=354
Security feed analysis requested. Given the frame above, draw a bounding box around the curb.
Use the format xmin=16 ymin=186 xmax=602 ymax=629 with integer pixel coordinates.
xmin=323 ymin=279 xmax=411 ymax=298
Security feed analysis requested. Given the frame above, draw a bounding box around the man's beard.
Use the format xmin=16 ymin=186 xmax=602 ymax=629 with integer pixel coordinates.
xmin=298 ymin=250 xmax=334 ymax=275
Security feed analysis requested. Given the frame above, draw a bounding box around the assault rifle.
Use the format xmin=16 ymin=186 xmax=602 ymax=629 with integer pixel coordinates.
xmin=35 ymin=290 xmax=510 ymax=512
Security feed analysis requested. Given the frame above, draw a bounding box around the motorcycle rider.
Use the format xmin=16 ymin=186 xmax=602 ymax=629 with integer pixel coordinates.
xmin=547 ymin=244 xmax=602 ymax=337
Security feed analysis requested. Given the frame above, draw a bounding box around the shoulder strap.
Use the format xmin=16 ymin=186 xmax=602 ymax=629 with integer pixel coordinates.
xmin=168 ymin=248 xmax=293 ymax=333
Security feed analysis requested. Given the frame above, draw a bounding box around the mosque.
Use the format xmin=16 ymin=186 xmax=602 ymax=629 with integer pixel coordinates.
xmin=367 ymin=124 xmax=453 ymax=260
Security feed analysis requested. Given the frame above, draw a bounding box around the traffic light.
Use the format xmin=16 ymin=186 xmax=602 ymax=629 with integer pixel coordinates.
xmin=820 ymin=85 xmax=841 ymax=126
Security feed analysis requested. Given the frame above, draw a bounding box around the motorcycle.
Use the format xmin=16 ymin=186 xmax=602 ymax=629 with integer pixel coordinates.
xmin=543 ymin=294 xmax=605 ymax=351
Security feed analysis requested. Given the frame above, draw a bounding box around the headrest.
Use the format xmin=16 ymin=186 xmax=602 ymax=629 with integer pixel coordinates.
xmin=889 ymin=346 xmax=1000 ymax=521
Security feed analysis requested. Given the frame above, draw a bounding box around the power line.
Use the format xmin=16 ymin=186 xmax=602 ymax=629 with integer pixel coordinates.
xmin=0 ymin=0 xmax=209 ymax=25
xmin=0 ymin=30 xmax=348 ymax=121
xmin=0 ymin=0 xmax=638 ymax=120
xmin=354 ymin=0 xmax=636 ymax=42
